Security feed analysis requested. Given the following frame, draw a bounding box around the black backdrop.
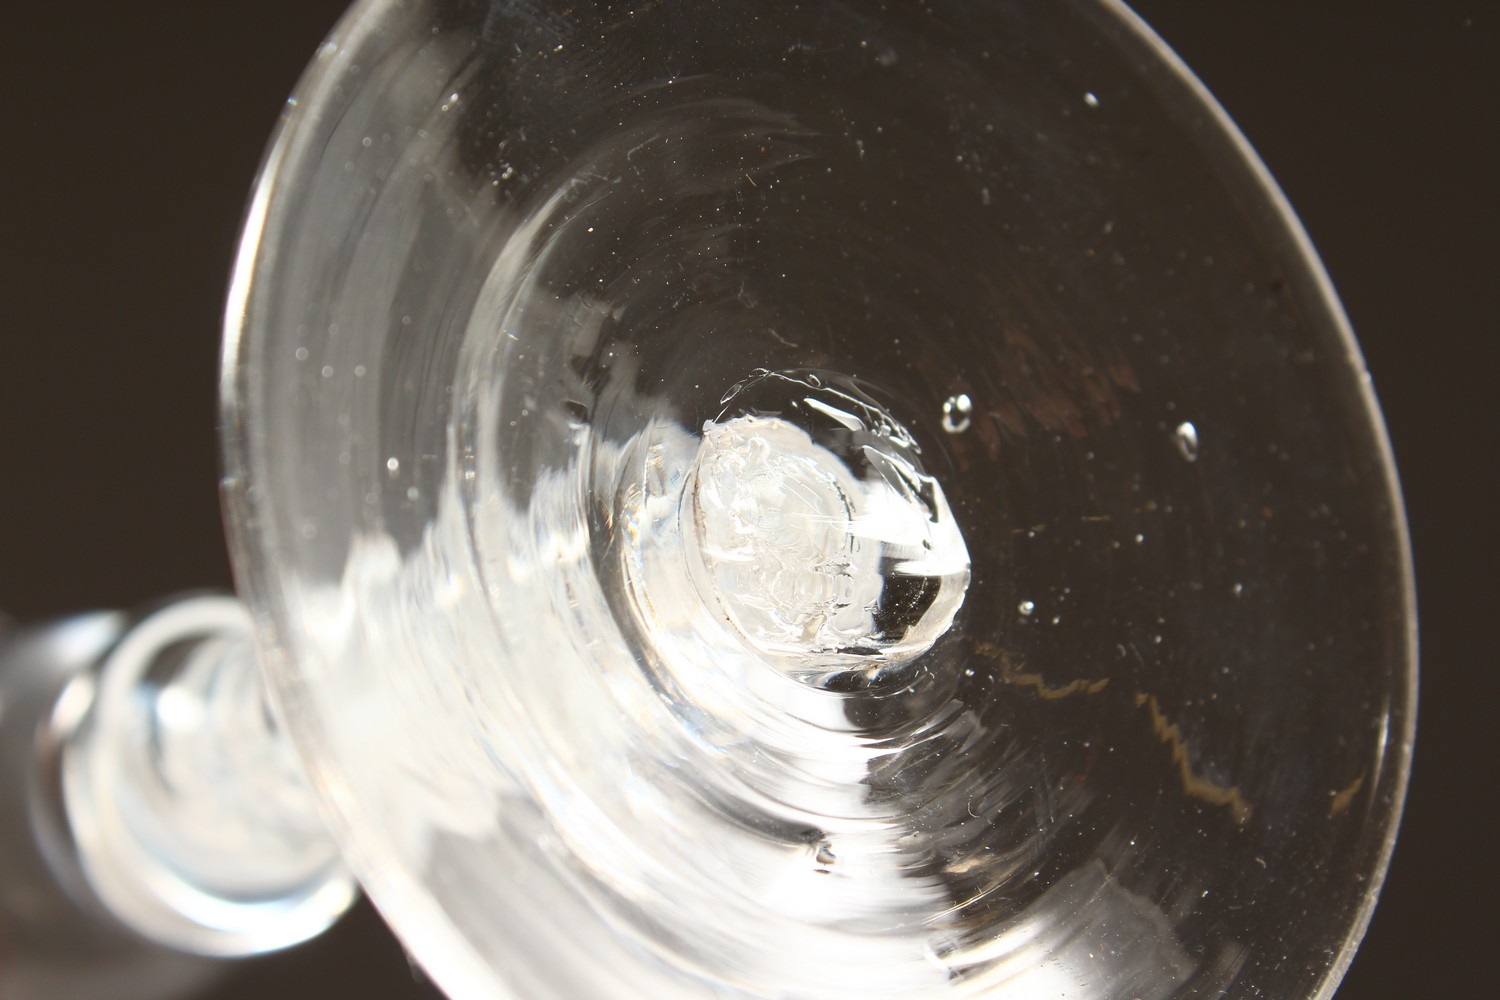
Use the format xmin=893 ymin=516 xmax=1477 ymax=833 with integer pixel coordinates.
xmin=2 ymin=3 xmax=1493 ymax=997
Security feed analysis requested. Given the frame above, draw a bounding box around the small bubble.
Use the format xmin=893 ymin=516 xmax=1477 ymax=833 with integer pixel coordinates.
xmin=386 ymin=457 xmax=401 ymax=474
xmin=294 ymin=347 xmax=309 ymax=362
xmin=321 ymin=365 xmax=334 ymax=378
xmin=1084 ymin=92 xmax=1100 ymax=108
xmin=941 ymin=393 xmax=973 ymax=434
xmin=1174 ymin=421 xmax=1200 ymax=462
xmin=353 ymin=364 xmax=367 ymax=377
xmin=1018 ymin=600 xmax=1035 ymax=616
xmin=406 ymin=486 xmax=420 ymax=501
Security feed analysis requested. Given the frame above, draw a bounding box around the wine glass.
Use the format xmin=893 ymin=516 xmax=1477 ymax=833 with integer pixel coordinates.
xmin=4 ymin=1 xmax=1416 ymax=998
xmin=220 ymin=1 xmax=1413 ymax=996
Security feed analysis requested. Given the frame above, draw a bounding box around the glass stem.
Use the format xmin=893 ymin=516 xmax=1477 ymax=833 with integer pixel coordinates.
xmin=0 ymin=595 xmax=356 ymax=998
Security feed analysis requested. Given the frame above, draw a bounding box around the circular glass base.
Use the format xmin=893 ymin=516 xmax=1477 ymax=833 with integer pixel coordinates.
xmin=223 ymin=2 xmax=1414 ymax=996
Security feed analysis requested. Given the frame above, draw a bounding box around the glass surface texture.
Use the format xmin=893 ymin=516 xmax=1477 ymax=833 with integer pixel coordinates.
xmin=222 ymin=2 xmax=1414 ymax=997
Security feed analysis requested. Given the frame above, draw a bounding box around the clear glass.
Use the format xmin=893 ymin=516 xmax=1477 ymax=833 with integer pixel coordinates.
xmin=222 ymin=2 xmax=1415 ymax=998
xmin=0 ymin=597 xmax=355 ymax=999
xmin=61 ymin=597 xmax=354 ymax=956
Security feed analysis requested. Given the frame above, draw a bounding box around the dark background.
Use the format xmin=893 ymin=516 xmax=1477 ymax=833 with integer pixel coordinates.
xmin=2 ymin=2 xmax=1492 ymax=997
